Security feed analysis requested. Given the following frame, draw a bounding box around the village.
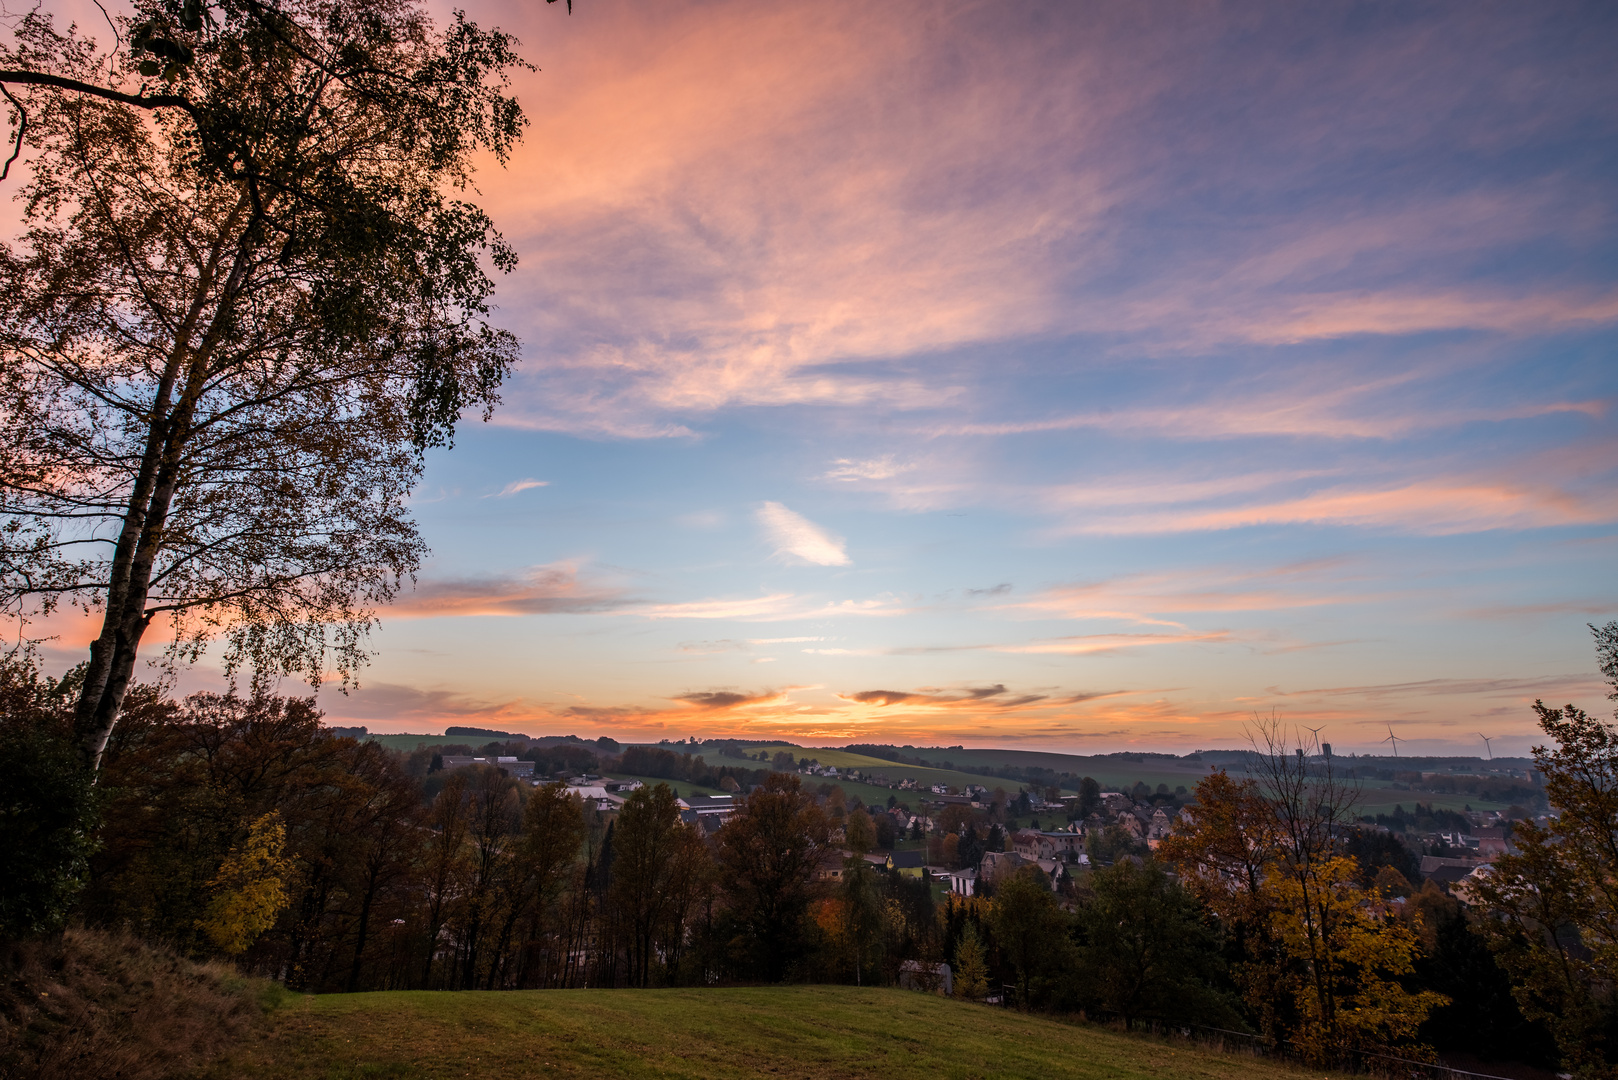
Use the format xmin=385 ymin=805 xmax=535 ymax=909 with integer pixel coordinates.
xmin=430 ymin=749 xmax=1529 ymax=906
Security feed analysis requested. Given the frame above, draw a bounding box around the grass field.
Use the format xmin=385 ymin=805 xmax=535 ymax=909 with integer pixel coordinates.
xmin=203 ymin=985 xmax=1343 ymax=1080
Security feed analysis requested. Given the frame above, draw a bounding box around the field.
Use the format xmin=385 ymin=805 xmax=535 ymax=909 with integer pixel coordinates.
xmin=351 ymin=734 xmax=1507 ymax=815
xmin=202 ymin=985 xmax=1345 ymax=1080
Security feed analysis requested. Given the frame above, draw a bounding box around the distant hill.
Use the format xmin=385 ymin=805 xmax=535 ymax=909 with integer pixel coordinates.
xmin=443 ymin=725 xmax=531 ymax=740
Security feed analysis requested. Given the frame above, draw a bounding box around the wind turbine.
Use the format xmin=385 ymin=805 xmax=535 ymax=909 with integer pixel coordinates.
xmin=1383 ymin=725 xmax=1401 ymax=758
xmin=1478 ymin=733 xmax=1494 ymax=760
xmin=1304 ymin=725 xmax=1326 ymax=754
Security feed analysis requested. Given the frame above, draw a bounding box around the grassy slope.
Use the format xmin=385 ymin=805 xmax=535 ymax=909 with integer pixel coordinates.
xmin=208 ymin=986 xmax=1343 ymax=1080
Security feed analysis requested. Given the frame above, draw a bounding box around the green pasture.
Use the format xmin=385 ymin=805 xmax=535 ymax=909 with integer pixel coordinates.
xmin=721 ymin=743 xmax=1061 ymax=794
xmin=358 ymin=732 xmax=445 ymax=753
xmin=601 ymin=773 xmax=729 ymax=799
xmin=205 ymin=985 xmax=1347 ymax=1080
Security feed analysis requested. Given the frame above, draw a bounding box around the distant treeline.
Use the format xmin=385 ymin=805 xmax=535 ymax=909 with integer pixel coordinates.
xmin=398 ymin=739 xmax=782 ymax=794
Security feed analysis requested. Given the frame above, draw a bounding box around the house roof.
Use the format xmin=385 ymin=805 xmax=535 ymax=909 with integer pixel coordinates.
xmin=1427 ymin=864 xmax=1475 ymax=885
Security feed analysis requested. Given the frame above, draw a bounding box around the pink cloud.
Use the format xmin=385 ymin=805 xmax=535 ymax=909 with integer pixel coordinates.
xmin=389 ymin=562 xmax=630 ymax=618
xmin=1075 ymin=479 xmax=1618 ymax=536
xmin=449 ymin=0 xmax=1618 ymax=437
xmin=1009 ymin=559 xmax=1377 ymax=624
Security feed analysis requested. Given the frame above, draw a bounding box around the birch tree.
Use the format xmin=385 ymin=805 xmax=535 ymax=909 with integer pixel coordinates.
xmin=0 ymin=0 xmax=531 ymax=768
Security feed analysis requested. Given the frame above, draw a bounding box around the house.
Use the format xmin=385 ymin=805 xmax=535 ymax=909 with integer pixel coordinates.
xmin=1146 ymin=808 xmax=1173 ymax=849
xmin=1474 ymin=827 xmax=1509 ymax=859
xmin=898 ymin=961 xmax=952 ymax=996
xmin=679 ymin=809 xmax=729 ymax=836
xmin=1427 ymin=863 xmax=1478 ymax=893
xmin=948 ymin=867 xmax=978 ymax=896
xmin=867 ymin=849 xmax=927 ymax=877
xmin=439 ymin=755 xmax=534 ymax=779
xmin=677 ymin=793 xmax=736 ymax=820
xmin=565 ymin=785 xmax=625 ymax=812
xmin=1420 ymin=855 xmax=1482 ymax=876
xmin=1038 ymin=831 xmax=1085 ymax=861
xmin=1450 ymin=864 xmax=1493 ymax=905
xmin=981 ymin=850 xmax=1065 ymax=892
xmin=816 ymin=851 xmax=850 ymax=882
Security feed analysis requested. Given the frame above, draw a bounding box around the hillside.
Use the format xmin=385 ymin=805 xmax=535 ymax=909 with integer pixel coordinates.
xmin=205 ymin=985 xmax=1345 ymax=1080
xmin=345 ymin=731 xmax=1523 ymax=815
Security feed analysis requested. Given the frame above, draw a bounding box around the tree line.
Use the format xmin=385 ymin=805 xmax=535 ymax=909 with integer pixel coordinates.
xmin=3 ymin=624 xmax=1615 ymax=1075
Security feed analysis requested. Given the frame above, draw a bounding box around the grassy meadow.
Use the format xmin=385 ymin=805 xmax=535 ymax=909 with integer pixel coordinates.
xmin=204 ymin=985 xmax=1344 ymax=1080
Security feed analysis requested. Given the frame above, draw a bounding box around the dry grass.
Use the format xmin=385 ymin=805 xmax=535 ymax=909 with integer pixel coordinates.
xmin=0 ymin=927 xmax=271 ymax=1080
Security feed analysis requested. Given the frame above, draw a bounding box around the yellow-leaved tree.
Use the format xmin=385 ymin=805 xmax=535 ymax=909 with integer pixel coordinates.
xmin=1163 ymin=717 xmax=1446 ymax=1066
xmin=1269 ymin=854 xmax=1446 ymax=1062
xmin=197 ymin=812 xmax=293 ymax=955
xmin=953 ymin=924 xmax=990 ymax=1001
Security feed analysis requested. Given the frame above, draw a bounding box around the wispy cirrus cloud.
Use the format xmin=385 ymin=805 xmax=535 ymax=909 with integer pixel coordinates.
xmin=824 ymin=456 xmax=912 ymax=482
xmin=994 ymin=631 xmax=1237 ymax=655
xmin=876 ymin=630 xmax=1237 ymax=656
xmin=1268 ymin=674 xmax=1604 ymax=701
xmin=631 ymin=592 xmax=911 ymax=622
xmin=1009 ymin=559 xmax=1372 ymax=625
xmin=1069 ymin=478 xmax=1618 ymax=536
xmin=485 ymin=478 xmax=550 ymax=498
xmin=470 ymin=0 xmax=1618 ymax=439
xmin=390 ymin=563 xmax=631 ymax=618
xmin=928 ymin=379 xmax=1606 ymax=443
xmin=756 ymin=502 xmax=851 ymax=566
xmin=1457 ymin=599 xmax=1618 ymax=620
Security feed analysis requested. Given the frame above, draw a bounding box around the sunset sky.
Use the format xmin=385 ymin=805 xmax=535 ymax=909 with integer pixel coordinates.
xmin=31 ymin=0 xmax=1618 ymax=753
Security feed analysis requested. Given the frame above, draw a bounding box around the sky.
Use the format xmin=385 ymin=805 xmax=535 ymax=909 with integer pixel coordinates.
xmin=21 ymin=0 xmax=1618 ymax=753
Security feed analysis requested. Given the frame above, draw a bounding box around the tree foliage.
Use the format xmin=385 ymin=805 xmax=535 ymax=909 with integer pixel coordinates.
xmin=952 ymin=924 xmax=989 ymax=1001
xmin=0 ymin=658 xmax=100 ymax=938
xmin=1072 ymin=858 xmax=1236 ymax=1027
xmin=1162 ymin=717 xmax=1446 ymax=1064
xmin=1471 ymin=623 xmax=1618 ymax=1078
xmin=0 ymin=0 xmax=530 ymax=768
xmin=196 ymin=810 xmax=291 ymax=954
xmin=988 ymin=864 xmax=1072 ymax=1008
xmin=715 ymin=773 xmax=829 ymax=981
